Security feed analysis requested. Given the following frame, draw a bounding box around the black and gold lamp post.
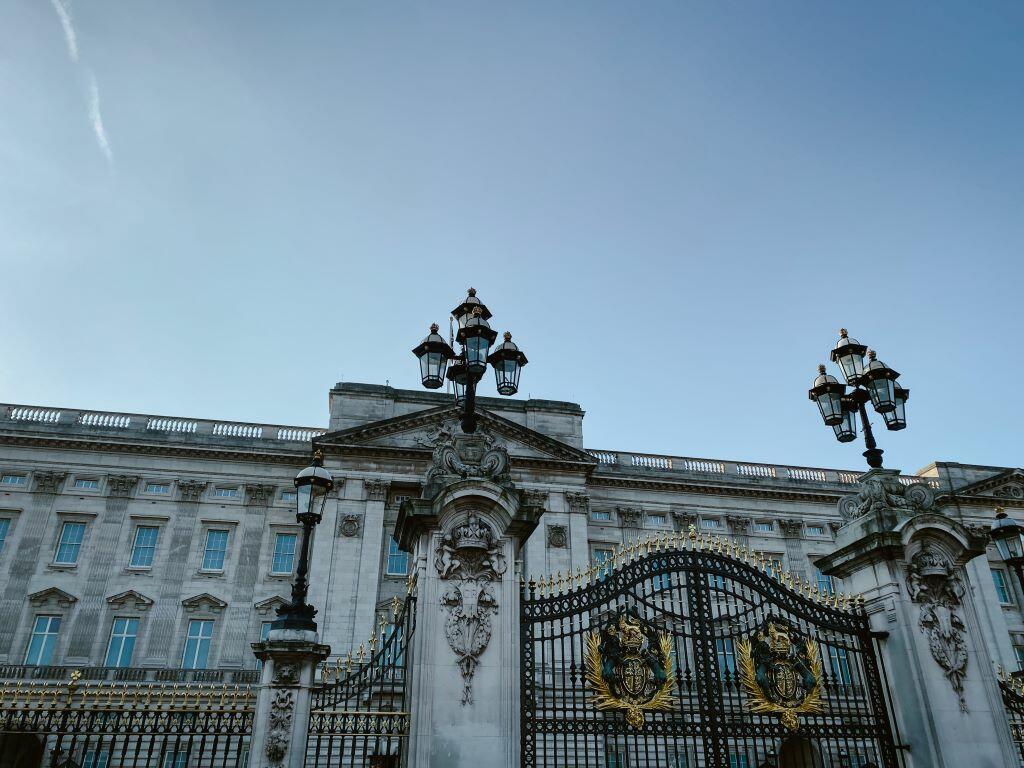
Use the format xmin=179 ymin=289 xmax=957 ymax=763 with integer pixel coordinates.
xmin=808 ymin=329 xmax=909 ymax=469
xmin=412 ymin=288 xmax=528 ymax=434
xmin=271 ymin=450 xmax=334 ymax=632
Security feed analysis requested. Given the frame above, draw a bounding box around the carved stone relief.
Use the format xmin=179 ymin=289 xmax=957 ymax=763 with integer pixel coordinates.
xmin=177 ymin=480 xmax=206 ymax=502
xmin=565 ymin=492 xmax=590 ymax=515
xmin=617 ymin=506 xmax=642 ymax=528
xmin=547 ymin=525 xmax=568 ymax=549
xmin=365 ymin=479 xmax=390 ymax=502
xmin=994 ymin=483 xmax=1024 ymax=500
xmin=779 ymin=519 xmax=804 ymax=538
xmin=726 ymin=515 xmax=751 ymax=535
xmin=838 ymin=472 xmax=934 ymax=523
xmin=33 ymin=471 xmax=67 ymax=494
xmin=265 ymin=688 xmax=294 ymax=764
xmin=337 ymin=514 xmax=361 ymax=538
xmin=245 ymin=484 xmax=277 ymax=506
xmin=671 ymin=509 xmax=697 ymax=531
xmin=435 ymin=514 xmax=506 ymax=704
xmin=417 ymin=422 xmax=511 ymax=493
xmin=273 ymin=662 xmax=298 ymax=685
xmin=906 ymin=546 xmax=969 ymax=711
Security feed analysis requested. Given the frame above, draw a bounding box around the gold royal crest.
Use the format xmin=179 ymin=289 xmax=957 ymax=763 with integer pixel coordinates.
xmin=585 ymin=611 xmax=676 ymax=727
xmin=737 ymin=619 xmax=824 ymax=731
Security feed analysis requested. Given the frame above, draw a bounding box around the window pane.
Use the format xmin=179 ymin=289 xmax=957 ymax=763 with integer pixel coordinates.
xmin=992 ymin=568 xmax=1012 ymax=603
xmin=272 ymin=533 xmax=297 ymax=574
xmin=386 ymin=537 xmax=410 ymax=575
xmin=105 ymin=617 xmax=139 ymax=667
xmin=25 ymin=615 xmax=61 ymax=665
xmin=55 ymin=522 xmax=85 ymax=564
xmin=816 ymin=569 xmax=835 ymax=597
xmin=0 ymin=519 xmax=10 ymax=552
xmin=130 ymin=526 xmax=159 ymax=567
xmin=203 ymin=529 xmax=229 ymax=570
xmin=182 ymin=620 xmax=213 ymax=669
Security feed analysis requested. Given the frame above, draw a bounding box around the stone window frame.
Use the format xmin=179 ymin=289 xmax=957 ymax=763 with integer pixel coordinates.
xmin=0 ymin=472 xmax=29 ymax=489
xmin=805 ymin=523 xmax=828 ymax=538
xmin=70 ymin=476 xmax=103 ymax=494
xmin=124 ymin=515 xmax=170 ymax=573
xmin=264 ymin=522 xmax=301 ymax=582
xmin=48 ymin=511 xmax=98 ymax=570
xmin=700 ymin=517 xmax=724 ymax=531
xmin=17 ymin=588 xmax=78 ymax=667
xmin=101 ymin=612 xmax=144 ymax=669
xmin=210 ymin=485 xmax=242 ymax=502
xmin=752 ymin=520 xmax=776 ymax=534
xmin=645 ymin=511 xmax=670 ymax=529
xmin=991 ymin=566 xmax=1014 ymax=605
xmin=195 ymin=519 xmax=239 ymax=577
xmin=589 ymin=508 xmax=614 ymax=524
xmin=0 ymin=508 xmax=22 ymax=557
xmin=278 ymin=489 xmax=298 ymax=506
xmin=141 ymin=480 xmax=174 ymax=497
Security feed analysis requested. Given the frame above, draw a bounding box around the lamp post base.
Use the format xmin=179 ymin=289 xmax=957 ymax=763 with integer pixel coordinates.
xmin=271 ymin=602 xmax=318 ymax=633
xmin=863 ymin=447 xmax=884 ymax=469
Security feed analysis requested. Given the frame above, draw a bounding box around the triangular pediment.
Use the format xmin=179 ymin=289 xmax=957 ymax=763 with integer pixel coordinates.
xmin=107 ymin=590 xmax=154 ymax=611
xmin=318 ymin=404 xmax=596 ymax=466
xmin=956 ymin=469 xmax=1024 ymax=501
xmin=182 ymin=593 xmax=227 ymax=613
xmin=29 ymin=587 xmax=77 ymax=608
xmin=253 ymin=595 xmax=288 ymax=616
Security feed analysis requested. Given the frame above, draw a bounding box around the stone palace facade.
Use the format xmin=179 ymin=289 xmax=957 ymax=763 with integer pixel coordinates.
xmin=0 ymin=381 xmax=1021 ymax=679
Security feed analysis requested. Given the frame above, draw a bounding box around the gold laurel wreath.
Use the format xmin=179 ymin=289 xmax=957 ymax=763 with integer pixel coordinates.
xmin=585 ymin=630 xmax=676 ymax=727
xmin=736 ymin=637 xmax=824 ymax=731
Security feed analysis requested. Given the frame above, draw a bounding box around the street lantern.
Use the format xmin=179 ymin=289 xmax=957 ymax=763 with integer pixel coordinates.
xmin=862 ymin=350 xmax=899 ymax=413
xmin=830 ymin=328 xmax=868 ymax=385
xmin=413 ymin=288 xmax=528 ymax=433
xmin=809 ymin=365 xmax=846 ymax=426
xmin=457 ymin=311 xmax=498 ymax=375
xmin=882 ymin=385 xmax=909 ymax=431
xmin=412 ymin=324 xmax=456 ymax=390
xmin=273 ymin=451 xmax=335 ymax=632
xmin=991 ymin=508 xmax=1024 ymax=566
xmin=487 ymin=332 xmax=529 ymax=396
xmin=809 ymin=329 xmax=907 ymax=469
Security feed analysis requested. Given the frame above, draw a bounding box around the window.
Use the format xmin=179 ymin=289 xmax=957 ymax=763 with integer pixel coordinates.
xmin=753 ymin=521 xmax=774 ymax=533
xmin=392 ymin=494 xmax=411 ymax=504
xmin=1015 ymin=644 xmax=1024 ymax=671
xmin=591 ymin=510 xmax=612 ymax=522
xmin=105 ymin=617 xmax=139 ymax=667
xmin=993 ymin=568 xmax=1013 ymax=604
xmin=0 ymin=518 xmax=10 ymax=552
xmin=182 ymin=619 xmax=214 ymax=669
xmin=281 ymin=491 xmax=297 ymax=503
xmin=669 ymin=750 xmax=692 ymax=768
xmin=130 ymin=526 xmax=159 ymax=567
xmin=83 ymin=750 xmax=111 ymax=768
xmin=647 ymin=514 xmax=666 ymax=527
xmin=386 ymin=538 xmax=410 ymax=576
xmin=73 ymin=478 xmax=100 ymax=490
xmin=25 ymin=615 xmax=61 ymax=665
xmin=807 ymin=525 xmax=825 ymax=536
xmin=828 ymin=645 xmax=853 ymax=684
xmin=0 ymin=474 xmax=26 ymax=486
xmin=202 ymin=529 xmax=229 ymax=571
xmin=144 ymin=482 xmax=170 ymax=494
xmin=700 ymin=518 xmax=722 ymax=530
xmin=593 ymin=547 xmax=614 ymax=579
xmin=271 ymin=533 xmax=297 ymax=574
xmin=605 ymin=748 xmax=627 ymax=768
xmin=256 ymin=621 xmax=273 ymax=671
xmin=236 ymin=748 xmax=250 ymax=768
xmin=54 ymin=521 xmax=85 ymax=564
xmin=716 ymin=638 xmax=737 ymax=679
xmin=212 ymin=487 xmax=239 ymax=499
xmin=815 ymin=568 xmax=836 ymax=597
xmin=729 ymin=756 xmax=750 ymax=768
xmin=162 ymin=752 xmax=188 ymax=768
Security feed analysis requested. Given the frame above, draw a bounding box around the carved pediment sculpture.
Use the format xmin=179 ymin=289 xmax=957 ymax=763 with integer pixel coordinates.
xmin=838 ymin=471 xmax=935 ymax=524
xmin=418 ymin=421 xmax=511 ymax=495
xmin=106 ymin=590 xmax=154 ymax=612
xmin=435 ymin=514 xmax=507 ymax=705
xmin=906 ymin=546 xmax=968 ymax=711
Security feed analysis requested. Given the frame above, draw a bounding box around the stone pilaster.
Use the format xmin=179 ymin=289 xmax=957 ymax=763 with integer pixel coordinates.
xmin=351 ymin=478 xmax=389 ymax=647
xmin=250 ymin=629 xmax=330 ymax=768
xmin=817 ymin=468 xmax=1019 ymax=767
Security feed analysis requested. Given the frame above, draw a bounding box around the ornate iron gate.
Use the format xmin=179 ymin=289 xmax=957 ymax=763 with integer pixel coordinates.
xmin=998 ymin=672 xmax=1024 ymax=766
xmin=306 ymin=588 xmax=416 ymax=767
xmin=521 ymin=530 xmax=902 ymax=768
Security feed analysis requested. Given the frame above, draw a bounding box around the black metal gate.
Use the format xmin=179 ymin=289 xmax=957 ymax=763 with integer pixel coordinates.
xmin=521 ymin=532 xmax=901 ymax=768
xmin=998 ymin=673 xmax=1024 ymax=766
xmin=306 ymin=588 xmax=417 ymax=767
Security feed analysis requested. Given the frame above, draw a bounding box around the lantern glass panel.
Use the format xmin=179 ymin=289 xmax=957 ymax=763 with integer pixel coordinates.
xmin=419 ymin=351 xmax=448 ymax=389
xmin=997 ymin=535 xmax=1024 ymax=562
xmin=868 ymin=377 xmax=896 ymax=413
xmin=465 ymin=335 xmax=491 ymax=373
xmin=295 ymin=483 xmax=312 ymax=519
xmin=832 ymin=408 xmax=857 ymax=443
xmin=882 ymin=395 xmax=907 ymax=430
xmin=815 ymin=391 xmax=844 ymax=426
xmin=494 ymin=357 xmax=521 ymax=396
xmin=837 ymin=349 xmax=866 ymax=384
xmin=452 ymin=377 xmax=467 ymax=406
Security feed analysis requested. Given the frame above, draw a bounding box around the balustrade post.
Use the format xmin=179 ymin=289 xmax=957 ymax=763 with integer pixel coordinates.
xmin=249 ymin=630 xmax=330 ymax=768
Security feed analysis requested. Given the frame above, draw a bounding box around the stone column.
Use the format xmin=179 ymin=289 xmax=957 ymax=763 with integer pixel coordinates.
xmin=351 ymin=478 xmax=389 ymax=647
xmin=398 ymin=477 xmax=540 ymax=768
xmin=816 ymin=468 xmax=1019 ymax=768
xmin=250 ymin=629 xmax=330 ymax=768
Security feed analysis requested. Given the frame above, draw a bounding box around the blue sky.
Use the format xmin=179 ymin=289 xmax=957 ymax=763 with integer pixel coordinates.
xmin=2 ymin=2 xmax=1022 ymax=473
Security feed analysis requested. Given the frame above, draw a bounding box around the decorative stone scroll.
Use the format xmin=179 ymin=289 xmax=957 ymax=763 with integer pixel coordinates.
xmin=547 ymin=525 xmax=568 ymax=549
xmin=906 ymin=546 xmax=969 ymax=711
xmin=435 ymin=514 xmax=506 ymax=704
xmin=838 ymin=471 xmax=934 ymax=523
xmin=418 ymin=422 xmax=511 ymax=493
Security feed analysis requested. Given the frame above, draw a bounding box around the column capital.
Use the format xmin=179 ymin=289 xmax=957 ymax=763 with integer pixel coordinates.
xmin=178 ymin=479 xmax=207 ymax=502
xmin=246 ymin=483 xmax=277 ymax=506
xmin=565 ymin=491 xmax=590 ymax=514
xmin=365 ymin=478 xmax=390 ymax=502
xmin=106 ymin=474 xmax=138 ymax=497
xmin=33 ymin=471 xmax=67 ymax=494
xmin=617 ymin=506 xmax=642 ymax=528
xmin=725 ymin=514 xmax=751 ymax=535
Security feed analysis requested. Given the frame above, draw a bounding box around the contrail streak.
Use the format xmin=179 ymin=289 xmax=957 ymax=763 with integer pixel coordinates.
xmin=50 ymin=0 xmax=79 ymax=63
xmin=88 ymin=71 xmax=113 ymax=163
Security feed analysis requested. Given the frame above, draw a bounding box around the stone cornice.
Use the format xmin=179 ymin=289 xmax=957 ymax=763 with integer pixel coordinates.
xmin=589 ymin=473 xmax=846 ymax=504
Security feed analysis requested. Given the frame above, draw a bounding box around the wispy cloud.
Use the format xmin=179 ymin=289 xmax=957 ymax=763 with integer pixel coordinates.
xmin=50 ymin=0 xmax=113 ymax=165
xmin=87 ymin=72 xmax=112 ymax=164
xmin=50 ymin=0 xmax=79 ymax=63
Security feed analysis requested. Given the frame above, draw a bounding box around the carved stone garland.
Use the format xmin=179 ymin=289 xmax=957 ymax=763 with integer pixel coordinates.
xmin=906 ymin=546 xmax=969 ymax=711
xmin=435 ymin=514 xmax=507 ymax=705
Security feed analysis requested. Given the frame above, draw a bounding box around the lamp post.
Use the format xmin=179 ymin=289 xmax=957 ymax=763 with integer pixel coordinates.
xmin=991 ymin=507 xmax=1024 ymax=591
xmin=808 ymin=328 xmax=909 ymax=469
xmin=271 ymin=450 xmax=334 ymax=632
xmin=412 ymin=288 xmax=528 ymax=434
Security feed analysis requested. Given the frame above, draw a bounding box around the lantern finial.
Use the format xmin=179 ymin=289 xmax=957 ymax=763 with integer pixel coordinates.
xmin=817 ymin=364 xmax=826 ymax=374
xmin=430 ymin=323 xmax=439 ymax=333
xmin=504 ymin=331 xmax=512 ymax=342
xmin=467 ymin=287 xmax=476 ymax=296
xmin=867 ymin=349 xmax=876 ymax=361
xmin=839 ymin=328 xmax=848 ymax=338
